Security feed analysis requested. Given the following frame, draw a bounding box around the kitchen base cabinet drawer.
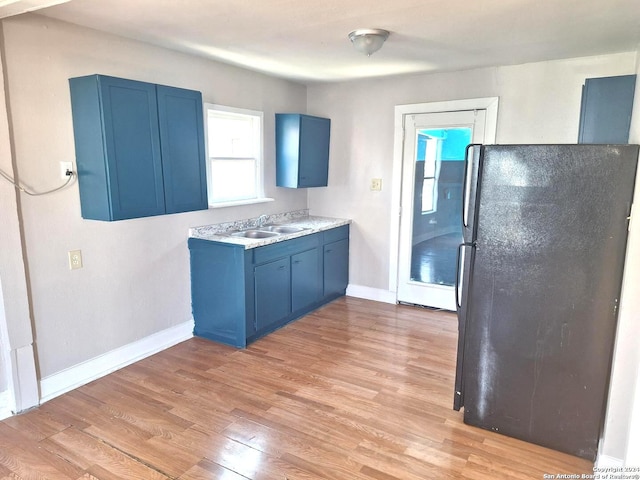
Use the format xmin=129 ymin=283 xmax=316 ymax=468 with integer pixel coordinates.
xmin=323 ymin=224 xmax=349 ymax=244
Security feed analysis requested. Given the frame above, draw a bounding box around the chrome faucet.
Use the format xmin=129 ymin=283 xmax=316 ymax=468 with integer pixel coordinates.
xmin=255 ymin=214 xmax=269 ymax=228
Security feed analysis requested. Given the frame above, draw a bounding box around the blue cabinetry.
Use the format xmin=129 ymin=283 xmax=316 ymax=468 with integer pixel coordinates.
xmin=156 ymin=85 xmax=208 ymax=214
xmin=189 ymin=225 xmax=349 ymax=347
xmin=69 ymin=75 xmax=207 ymax=221
xmin=324 ymin=238 xmax=349 ymax=299
xmin=255 ymin=257 xmax=291 ymax=332
xmin=276 ymin=114 xmax=331 ymax=188
xmin=578 ymin=74 xmax=636 ymax=144
xmin=291 ymin=248 xmax=321 ymax=312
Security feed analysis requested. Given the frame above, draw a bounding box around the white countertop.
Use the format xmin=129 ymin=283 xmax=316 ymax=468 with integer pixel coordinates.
xmin=189 ymin=211 xmax=350 ymax=249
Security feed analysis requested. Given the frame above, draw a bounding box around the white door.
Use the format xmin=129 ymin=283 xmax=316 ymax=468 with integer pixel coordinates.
xmin=397 ymin=110 xmax=486 ymax=310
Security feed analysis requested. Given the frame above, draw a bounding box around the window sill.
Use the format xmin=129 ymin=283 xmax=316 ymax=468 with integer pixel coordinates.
xmin=208 ymin=197 xmax=275 ymax=209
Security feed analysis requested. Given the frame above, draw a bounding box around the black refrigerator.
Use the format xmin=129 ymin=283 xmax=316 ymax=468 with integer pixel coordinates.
xmin=453 ymin=144 xmax=639 ymax=461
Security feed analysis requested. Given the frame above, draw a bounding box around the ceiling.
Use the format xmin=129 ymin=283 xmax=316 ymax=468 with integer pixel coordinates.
xmin=17 ymin=0 xmax=640 ymax=84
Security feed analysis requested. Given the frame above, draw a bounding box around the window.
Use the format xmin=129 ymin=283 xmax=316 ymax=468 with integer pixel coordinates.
xmin=204 ymin=104 xmax=270 ymax=206
xmin=418 ymin=128 xmax=471 ymax=214
xmin=421 ymin=135 xmax=439 ymax=213
xmin=416 ymin=133 xmax=440 ymax=213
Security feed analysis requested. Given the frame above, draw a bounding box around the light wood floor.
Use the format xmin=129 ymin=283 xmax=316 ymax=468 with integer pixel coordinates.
xmin=0 ymin=297 xmax=592 ymax=479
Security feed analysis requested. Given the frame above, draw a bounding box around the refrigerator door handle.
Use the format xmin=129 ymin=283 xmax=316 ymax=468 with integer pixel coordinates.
xmin=455 ymin=242 xmax=474 ymax=311
xmin=462 ymin=144 xmax=482 ymax=238
xmin=462 ymin=144 xmax=475 ymax=229
xmin=454 ymin=241 xmax=474 ymax=411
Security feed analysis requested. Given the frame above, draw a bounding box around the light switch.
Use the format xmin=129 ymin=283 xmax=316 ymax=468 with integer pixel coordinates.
xmin=370 ymin=178 xmax=382 ymax=191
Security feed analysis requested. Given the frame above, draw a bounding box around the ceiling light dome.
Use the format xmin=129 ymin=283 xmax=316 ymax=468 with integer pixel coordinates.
xmin=348 ymin=28 xmax=390 ymax=56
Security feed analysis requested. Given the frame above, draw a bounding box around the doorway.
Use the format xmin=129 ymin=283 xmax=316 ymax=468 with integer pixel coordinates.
xmin=390 ymin=98 xmax=499 ymax=310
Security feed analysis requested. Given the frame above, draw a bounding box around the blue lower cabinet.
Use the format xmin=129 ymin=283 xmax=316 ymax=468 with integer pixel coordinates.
xmin=324 ymin=239 xmax=349 ymax=299
xmin=254 ymin=258 xmax=291 ymax=331
xmin=291 ymin=248 xmax=321 ymax=312
xmin=323 ymin=227 xmax=349 ymax=299
xmin=188 ymin=239 xmax=247 ymax=347
xmin=189 ymin=225 xmax=349 ymax=348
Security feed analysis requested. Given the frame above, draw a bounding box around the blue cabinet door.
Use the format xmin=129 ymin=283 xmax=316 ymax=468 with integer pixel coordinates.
xmin=254 ymin=257 xmax=291 ymax=332
xmin=189 ymin=239 xmax=247 ymax=348
xmin=323 ymin=238 xmax=349 ymax=299
xmin=69 ymin=75 xmax=166 ymax=220
xmin=276 ymin=113 xmax=330 ymax=188
xmin=70 ymin=74 xmax=207 ymax=220
xmin=578 ymin=75 xmax=636 ymax=144
xmin=291 ymin=248 xmax=321 ymax=312
xmin=157 ymin=86 xmax=208 ymax=214
xmin=298 ymin=115 xmax=330 ymax=187
xmin=99 ymin=76 xmax=166 ymax=220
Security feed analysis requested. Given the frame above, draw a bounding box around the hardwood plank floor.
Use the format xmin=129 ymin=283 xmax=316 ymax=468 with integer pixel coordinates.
xmin=0 ymin=297 xmax=593 ymax=479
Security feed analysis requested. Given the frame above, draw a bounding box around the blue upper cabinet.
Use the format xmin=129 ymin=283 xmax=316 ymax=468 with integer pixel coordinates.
xmin=69 ymin=75 xmax=207 ymax=221
xmin=156 ymin=85 xmax=207 ymax=214
xmin=578 ymin=74 xmax=636 ymax=144
xmin=276 ymin=113 xmax=330 ymax=188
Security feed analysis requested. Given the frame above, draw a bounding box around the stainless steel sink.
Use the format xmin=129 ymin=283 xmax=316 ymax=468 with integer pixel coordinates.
xmin=227 ymin=224 xmax=310 ymax=239
xmin=262 ymin=225 xmax=310 ymax=234
xmin=230 ymin=229 xmax=280 ymax=239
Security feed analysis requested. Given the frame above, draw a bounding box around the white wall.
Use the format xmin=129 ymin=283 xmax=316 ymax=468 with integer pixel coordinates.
xmin=307 ymin=52 xmax=638 ymax=462
xmin=307 ymin=52 xmax=636 ymax=291
xmin=601 ymin=50 xmax=640 ymax=465
xmin=0 ymin=13 xmax=307 ymax=380
xmin=0 ymin=22 xmax=39 ymax=411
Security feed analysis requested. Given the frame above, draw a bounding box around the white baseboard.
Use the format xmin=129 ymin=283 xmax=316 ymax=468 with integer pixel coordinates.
xmin=39 ymin=319 xmax=194 ymax=404
xmin=346 ymin=284 xmax=397 ymax=304
xmin=595 ymin=454 xmax=624 ymax=468
xmin=0 ymin=390 xmax=10 ymax=421
xmin=13 ymin=343 xmax=39 ymax=412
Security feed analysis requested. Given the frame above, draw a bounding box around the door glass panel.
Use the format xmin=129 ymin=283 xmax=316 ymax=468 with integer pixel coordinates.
xmin=410 ymin=127 xmax=471 ymax=286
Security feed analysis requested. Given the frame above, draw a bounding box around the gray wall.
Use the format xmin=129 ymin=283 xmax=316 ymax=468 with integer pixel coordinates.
xmin=0 ymin=13 xmax=307 ymax=379
xmin=602 ymin=54 xmax=640 ymax=463
xmin=0 ymin=282 xmax=6 ymax=392
xmin=306 ymin=52 xmax=636 ymax=291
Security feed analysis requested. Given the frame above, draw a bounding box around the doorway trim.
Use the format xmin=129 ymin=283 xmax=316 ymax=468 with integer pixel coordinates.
xmin=388 ymin=97 xmax=499 ymax=299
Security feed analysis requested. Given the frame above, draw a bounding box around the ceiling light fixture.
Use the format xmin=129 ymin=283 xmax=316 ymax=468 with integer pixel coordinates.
xmin=348 ymin=28 xmax=390 ymax=57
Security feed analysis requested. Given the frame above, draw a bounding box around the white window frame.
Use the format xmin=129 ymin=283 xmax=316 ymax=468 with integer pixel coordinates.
xmin=420 ymin=135 xmax=440 ymax=214
xmin=203 ymin=103 xmax=273 ymax=208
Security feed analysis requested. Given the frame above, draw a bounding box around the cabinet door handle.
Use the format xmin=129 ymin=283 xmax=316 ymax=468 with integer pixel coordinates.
xmin=326 ymin=249 xmax=332 ymax=253
xmin=293 ymin=260 xmax=301 ymax=264
xmin=278 ymin=265 xmax=286 ymax=270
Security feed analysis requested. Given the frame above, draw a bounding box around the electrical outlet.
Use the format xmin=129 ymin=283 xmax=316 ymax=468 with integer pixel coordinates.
xmin=68 ymin=250 xmax=83 ymax=270
xmin=370 ymin=178 xmax=382 ymax=191
xmin=60 ymin=161 xmax=73 ymax=180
